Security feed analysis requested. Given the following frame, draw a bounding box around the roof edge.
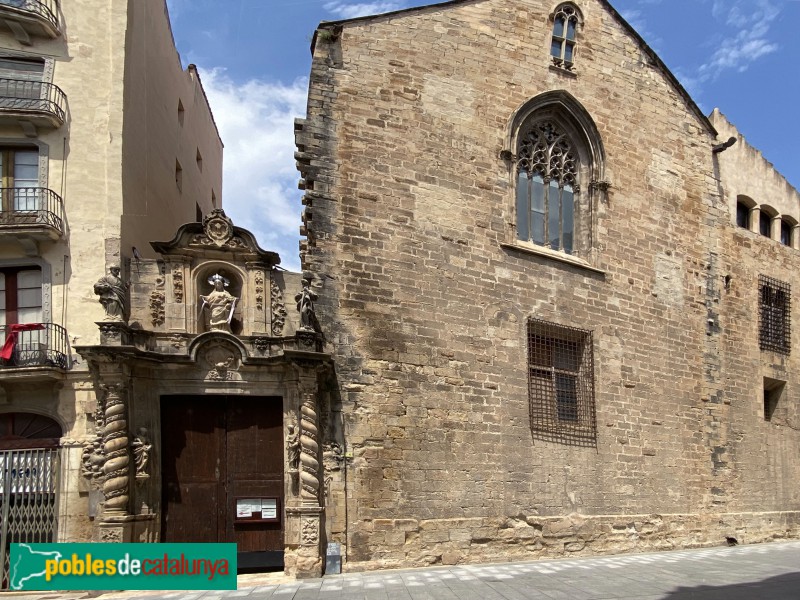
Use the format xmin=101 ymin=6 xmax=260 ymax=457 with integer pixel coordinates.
xmin=310 ymin=0 xmax=717 ymax=139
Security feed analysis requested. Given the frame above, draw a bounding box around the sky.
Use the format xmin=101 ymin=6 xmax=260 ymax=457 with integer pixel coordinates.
xmin=166 ymin=0 xmax=800 ymax=272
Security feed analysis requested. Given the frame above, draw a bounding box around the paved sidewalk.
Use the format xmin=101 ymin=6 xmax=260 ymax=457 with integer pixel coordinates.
xmin=10 ymin=540 xmax=800 ymax=599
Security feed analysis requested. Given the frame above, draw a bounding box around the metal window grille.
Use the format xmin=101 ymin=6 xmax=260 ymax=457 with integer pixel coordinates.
xmin=758 ymin=275 xmax=790 ymax=355
xmin=527 ymin=318 xmax=596 ymax=446
xmin=0 ymin=448 xmax=59 ymax=589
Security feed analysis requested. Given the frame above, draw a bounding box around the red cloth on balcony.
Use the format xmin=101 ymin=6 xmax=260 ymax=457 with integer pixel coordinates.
xmin=0 ymin=323 xmax=45 ymax=360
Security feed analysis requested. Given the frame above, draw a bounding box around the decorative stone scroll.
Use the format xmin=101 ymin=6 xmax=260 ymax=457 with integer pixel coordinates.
xmin=100 ymin=383 xmax=131 ymax=515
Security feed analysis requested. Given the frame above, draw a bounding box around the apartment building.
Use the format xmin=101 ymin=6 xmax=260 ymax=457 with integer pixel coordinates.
xmin=0 ymin=0 xmax=221 ymax=578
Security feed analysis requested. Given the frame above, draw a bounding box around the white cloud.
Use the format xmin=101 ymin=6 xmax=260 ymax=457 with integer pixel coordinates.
xmin=323 ymin=1 xmax=409 ymax=19
xmin=697 ymin=0 xmax=781 ymax=81
xmin=200 ymin=69 xmax=308 ymax=272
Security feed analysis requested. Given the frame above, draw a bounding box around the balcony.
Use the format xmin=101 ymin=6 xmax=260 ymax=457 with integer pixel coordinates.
xmin=0 ymin=188 xmax=64 ymax=243
xmin=0 ymin=79 xmax=66 ymax=131
xmin=0 ymin=0 xmax=60 ymax=43
xmin=0 ymin=323 xmax=71 ymax=377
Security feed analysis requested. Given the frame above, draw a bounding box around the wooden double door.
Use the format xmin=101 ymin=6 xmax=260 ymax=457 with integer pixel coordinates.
xmin=161 ymin=395 xmax=284 ymax=569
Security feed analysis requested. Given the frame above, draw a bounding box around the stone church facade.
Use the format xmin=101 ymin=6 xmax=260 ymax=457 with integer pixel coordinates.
xmin=294 ymin=0 xmax=800 ymax=572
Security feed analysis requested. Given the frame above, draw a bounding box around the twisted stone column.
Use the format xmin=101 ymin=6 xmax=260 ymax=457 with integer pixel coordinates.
xmin=299 ymin=382 xmax=320 ymax=503
xmin=101 ymin=383 xmax=131 ymax=514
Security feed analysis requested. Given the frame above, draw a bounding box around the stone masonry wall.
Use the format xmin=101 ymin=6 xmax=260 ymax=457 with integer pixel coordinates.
xmin=296 ymin=0 xmax=800 ymax=570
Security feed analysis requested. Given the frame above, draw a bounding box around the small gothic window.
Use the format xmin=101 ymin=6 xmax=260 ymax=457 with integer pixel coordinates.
xmin=516 ymin=120 xmax=578 ymax=254
xmin=759 ymin=275 xmax=790 ymax=355
xmin=551 ymin=4 xmax=579 ymax=69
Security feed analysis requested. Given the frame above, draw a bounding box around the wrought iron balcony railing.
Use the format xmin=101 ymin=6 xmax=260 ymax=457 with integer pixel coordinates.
xmin=0 ymin=0 xmax=59 ymax=35
xmin=0 ymin=79 xmax=66 ymax=125
xmin=0 ymin=188 xmax=64 ymax=235
xmin=0 ymin=323 xmax=71 ymax=370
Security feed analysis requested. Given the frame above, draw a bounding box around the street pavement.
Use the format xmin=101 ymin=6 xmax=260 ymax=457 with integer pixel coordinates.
xmin=11 ymin=540 xmax=800 ymax=600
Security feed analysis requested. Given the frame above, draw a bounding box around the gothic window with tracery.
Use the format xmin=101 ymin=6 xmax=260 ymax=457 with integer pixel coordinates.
xmin=551 ymin=4 xmax=579 ymax=69
xmin=516 ymin=120 xmax=578 ymax=254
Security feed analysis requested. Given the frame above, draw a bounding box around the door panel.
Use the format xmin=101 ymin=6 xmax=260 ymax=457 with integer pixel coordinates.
xmin=161 ymin=395 xmax=284 ymax=567
xmin=226 ymin=397 xmax=283 ymax=553
xmin=161 ymin=398 xmax=226 ymax=544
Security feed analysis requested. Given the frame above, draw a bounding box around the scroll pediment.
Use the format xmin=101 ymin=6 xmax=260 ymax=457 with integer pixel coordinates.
xmin=150 ymin=209 xmax=280 ymax=266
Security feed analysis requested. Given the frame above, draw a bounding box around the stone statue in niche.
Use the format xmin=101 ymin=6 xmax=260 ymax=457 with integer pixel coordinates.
xmin=295 ymin=278 xmax=321 ymax=333
xmin=93 ymin=265 xmax=128 ymax=322
xmin=132 ymin=428 xmax=152 ymax=480
xmin=199 ymin=273 xmax=237 ymax=333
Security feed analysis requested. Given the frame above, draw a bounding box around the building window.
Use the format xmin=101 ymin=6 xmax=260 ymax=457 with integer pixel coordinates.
xmin=551 ymin=4 xmax=580 ymax=70
xmin=527 ymin=318 xmax=596 ymax=444
xmin=780 ymin=218 xmax=792 ymax=246
xmin=735 ymin=201 xmax=750 ymax=229
xmin=0 ymin=267 xmax=42 ymax=326
xmin=759 ymin=275 xmax=790 ymax=355
xmin=763 ymin=377 xmax=785 ymax=422
xmin=759 ymin=210 xmax=772 ymax=238
xmin=0 ymin=147 xmax=39 ymax=212
xmin=196 ymin=148 xmax=203 ymax=172
xmin=516 ymin=121 xmax=579 ymax=253
xmin=177 ymin=99 xmax=185 ymax=126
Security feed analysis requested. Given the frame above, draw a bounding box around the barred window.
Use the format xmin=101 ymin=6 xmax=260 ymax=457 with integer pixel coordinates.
xmin=759 ymin=275 xmax=790 ymax=355
xmin=527 ymin=318 xmax=596 ymax=445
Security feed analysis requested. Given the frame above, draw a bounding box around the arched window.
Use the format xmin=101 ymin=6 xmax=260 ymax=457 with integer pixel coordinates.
xmin=507 ymin=92 xmax=604 ymax=262
xmin=516 ymin=120 xmax=578 ymax=253
xmin=735 ymin=200 xmax=751 ymax=229
xmin=759 ymin=206 xmax=777 ymax=238
xmin=551 ymin=4 xmax=580 ymax=69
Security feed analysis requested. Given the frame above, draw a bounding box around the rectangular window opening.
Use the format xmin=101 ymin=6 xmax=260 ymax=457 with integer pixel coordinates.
xmin=527 ymin=318 xmax=596 ymax=446
xmin=759 ymin=275 xmax=791 ymax=355
xmin=763 ymin=377 xmax=785 ymax=422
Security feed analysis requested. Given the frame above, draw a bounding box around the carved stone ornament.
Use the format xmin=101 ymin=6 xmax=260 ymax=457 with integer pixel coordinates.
xmin=172 ymin=267 xmax=184 ymax=303
xmin=191 ymin=209 xmax=247 ymax=250
xmin=81 ymin=435 xmax=105 ymax=488
xmin=149 ymin=275 xmax=165 ymax=327
xmin=200 ymin=342 xmax=242 ymax=381
xmin=132 ymin=427 xmax=152 ymax=481
xmin=255 ymin=270 xmax=264 ymax=311
xmin=254 ymin=337 xmax=270 ymax=353
xmin=301 ymin=518 xmax=319 ymax=545
xmin=295 ymin=278 xmax=321 ymax=333
xmin=271 ymin=273 xmax=287 ymax=336
xmin=93 ymin=265 xmax=128 ymax=322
